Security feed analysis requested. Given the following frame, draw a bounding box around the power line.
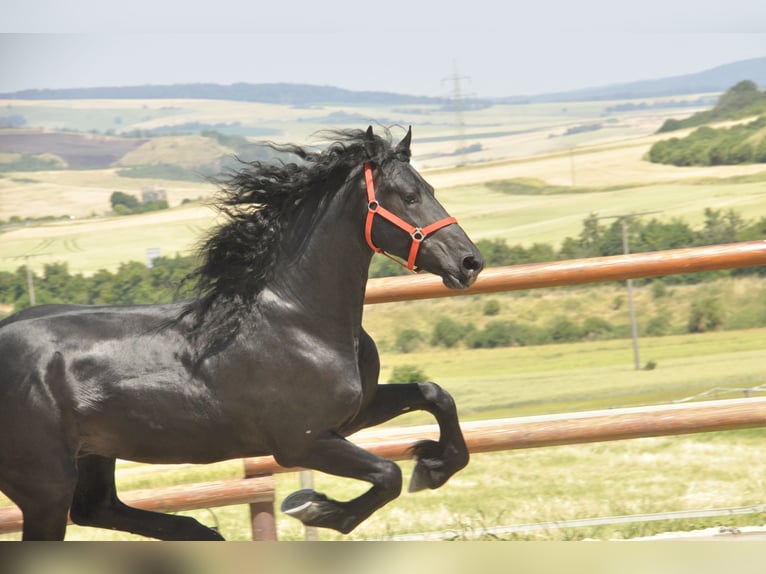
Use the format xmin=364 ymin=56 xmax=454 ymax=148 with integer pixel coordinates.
xmin=442 ymin=59 xmax=470 ymax=161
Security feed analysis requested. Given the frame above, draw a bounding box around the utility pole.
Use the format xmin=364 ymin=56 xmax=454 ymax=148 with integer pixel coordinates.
xmin=569 ymin=147 xmax=576 ymax=187
xmin=25 ymin=257 xmax=36 ymax=306
xmin=442 ymin=59 xmax=470 ymax=162
xmin=15 ymin=253 xmax=52 ymax=307
xmin=595 ymin=211 xmax=662 ymax=370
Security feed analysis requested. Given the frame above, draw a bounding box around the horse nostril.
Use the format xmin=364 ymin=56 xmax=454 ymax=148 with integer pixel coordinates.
xmin=462 ymin=255 xmax=483 ymax=271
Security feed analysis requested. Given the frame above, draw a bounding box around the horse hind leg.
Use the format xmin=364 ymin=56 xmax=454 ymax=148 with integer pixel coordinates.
xmin=70 ymin=455 xmax=224 ymax=541
xmin=0 ymin=454 xmax=77 ymax=540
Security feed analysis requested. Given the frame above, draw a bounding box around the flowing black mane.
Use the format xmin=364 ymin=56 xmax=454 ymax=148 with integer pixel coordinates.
xmin=179 ymin=127 xmax=402 ymax=356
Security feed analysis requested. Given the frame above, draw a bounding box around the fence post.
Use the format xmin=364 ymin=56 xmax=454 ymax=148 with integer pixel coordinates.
xmin=243 ymin=463 xmax=278 ymax=541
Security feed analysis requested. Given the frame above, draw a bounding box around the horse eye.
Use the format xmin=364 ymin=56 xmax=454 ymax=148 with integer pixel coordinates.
xmin=404 ymin=193 xmax=418 ymax=205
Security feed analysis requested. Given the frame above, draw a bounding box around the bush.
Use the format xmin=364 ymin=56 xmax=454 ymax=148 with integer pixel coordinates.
xmin=651 ymin=281 xmax=669 ymax=299
xmin=431 ymin=316 xmax=472 ymax=348
xmin=394 ymin=328 xmax=424 ymax=353
xmin=110 ymin=192 xmax=169 ymax=215
xmin=482 ymin=299 xmax=501 ymax=316
xmin=645 ymin=313 xmax=672 ymax=337
xmin=388 ymin=364 xmax=428 ymax=384
xmin=466 ymin=320 xmax=549 ymax=348
xmin=466 ymin=320 xmax=514 ymax=348
xmin=688 ymin=297 xmax=724 ymax=333
xmin=582 ymin=316 xmax=614 ymax=340
xmin=548 ymin=316 xmax=584 ymax=343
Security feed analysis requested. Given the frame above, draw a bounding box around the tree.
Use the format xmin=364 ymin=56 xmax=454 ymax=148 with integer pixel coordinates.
xmin=110 ymin=191 xmax=140 ymax=211
xmin=697 ymin=208 xmax=744 ymax=246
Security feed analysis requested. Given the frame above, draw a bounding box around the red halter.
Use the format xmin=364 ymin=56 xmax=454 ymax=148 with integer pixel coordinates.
xmin=363 ymin=162 xmax=458 ymax=272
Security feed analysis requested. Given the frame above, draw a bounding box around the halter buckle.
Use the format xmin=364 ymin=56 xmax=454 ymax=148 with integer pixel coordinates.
xmin=411 ymin=228 xmax=424 ymax=242
xmin=368 ymin=200 xmax=379 ymax=212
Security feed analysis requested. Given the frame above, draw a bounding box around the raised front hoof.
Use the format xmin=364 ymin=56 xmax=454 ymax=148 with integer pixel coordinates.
xmin=281 ymin=489 xmax=354 ymax=534
xmin=408 ymin=440 xmax=468 ymax=493
xmin=281 ymin=489 xmax=329 ymax=519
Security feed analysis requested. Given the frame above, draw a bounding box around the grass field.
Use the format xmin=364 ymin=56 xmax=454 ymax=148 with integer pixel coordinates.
xmin=2 ymin=94 xmax=766 ymax=541
xmin=3 ymin=172 xmax=766 ymax=274
xmin=2 ymin=95 xmax=766 ymax=274
xmin=2 ymin=328 xmax=764 ymax=541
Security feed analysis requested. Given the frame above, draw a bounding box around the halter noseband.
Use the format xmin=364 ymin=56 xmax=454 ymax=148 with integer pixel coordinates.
xmin=363 ymin=162 xmax=457 ymax=272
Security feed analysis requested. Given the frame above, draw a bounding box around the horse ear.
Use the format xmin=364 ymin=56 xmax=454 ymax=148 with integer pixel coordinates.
xmin=395 ymin=126 xmax=412 ymax=159
xmin=364 ymin=125 xmax=377 ymax=159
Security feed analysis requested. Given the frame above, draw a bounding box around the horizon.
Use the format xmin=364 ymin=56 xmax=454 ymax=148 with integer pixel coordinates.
xmin=1 ymin=1 xmax=765 ymax=99
xmin=1 ymin=55 xmax=764 ymax=101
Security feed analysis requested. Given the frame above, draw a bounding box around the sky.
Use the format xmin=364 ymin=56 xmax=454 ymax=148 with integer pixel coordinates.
xmin=1 ymin=0 xmax=765 ymax=99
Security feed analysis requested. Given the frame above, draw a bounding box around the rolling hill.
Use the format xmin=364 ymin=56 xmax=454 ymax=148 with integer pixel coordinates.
xmin=514 ymin=57 xmax=766 ymax=103
xmin=1 ymin=58 xmax=763 ymax=105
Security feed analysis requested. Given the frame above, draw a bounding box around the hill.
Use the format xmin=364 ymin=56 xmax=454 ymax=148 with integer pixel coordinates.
xmin=1 ymin=58 xmax=763 ymax=105
xmin=0 ymin=131 xmax=147 ymax=170
xmin=508 ymin=57 xmax=766 ymax=103
xmin=657 ymin=80 xmax=766 ymax=132
xmin=0 ymin=82 xmax=451 ymax=106
xmin=647 ymin=81 xmax=766 ymax=166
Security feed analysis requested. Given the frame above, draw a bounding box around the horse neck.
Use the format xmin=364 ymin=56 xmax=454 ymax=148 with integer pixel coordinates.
xmin=265 ymin=172 xmax=372 ymax=329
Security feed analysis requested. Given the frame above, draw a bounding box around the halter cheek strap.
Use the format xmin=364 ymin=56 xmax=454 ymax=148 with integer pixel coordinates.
xmin=363 ymin=162 xmax=457 ymax=272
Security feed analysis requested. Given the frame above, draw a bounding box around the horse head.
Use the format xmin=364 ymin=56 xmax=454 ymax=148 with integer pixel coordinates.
xmin=362 ymin=126 xmax=484 ymax=289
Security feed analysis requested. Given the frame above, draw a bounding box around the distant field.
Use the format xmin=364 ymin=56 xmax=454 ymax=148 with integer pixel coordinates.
xmin=3 ymin=171 xmax=766 ymax=274
xmin=0 ymin=203 xmax=218 ymax=274
xmin=3 ymin=93 xmax=766 ymax=274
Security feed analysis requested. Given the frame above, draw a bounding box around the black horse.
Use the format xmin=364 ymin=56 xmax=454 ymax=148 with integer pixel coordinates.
xmin=0 ymin=126 xmax=484 ymax=540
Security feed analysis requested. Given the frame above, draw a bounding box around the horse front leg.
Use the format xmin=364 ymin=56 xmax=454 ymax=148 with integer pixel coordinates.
xmin=278 ymin=432 xmax=402 ymax=534
xmin=340 ymin=382 xmax=469 ymax=492
xmin=348 ymin=329 xmax=469 ymax=491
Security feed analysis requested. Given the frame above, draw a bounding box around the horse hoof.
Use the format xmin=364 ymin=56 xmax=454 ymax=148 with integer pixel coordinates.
xmin=408 ymin=461 xmax=448 ymax=492
xmin=408 ymin=440 xmax=452 ymax=492
xmin=281 ymin=489 xmax=329 ymax=522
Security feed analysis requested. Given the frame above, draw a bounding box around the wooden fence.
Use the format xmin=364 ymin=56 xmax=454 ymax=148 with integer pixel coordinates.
xmin=1 ymin=240 xmax=765 ymax=539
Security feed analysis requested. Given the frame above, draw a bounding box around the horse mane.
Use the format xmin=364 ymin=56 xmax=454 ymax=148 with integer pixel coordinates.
xmin=178 ymin=127 xmax=399 ymax=359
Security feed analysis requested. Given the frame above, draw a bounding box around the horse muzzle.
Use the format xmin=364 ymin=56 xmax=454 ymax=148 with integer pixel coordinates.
xmin=440 ymin=251 xmax=484 ymax=290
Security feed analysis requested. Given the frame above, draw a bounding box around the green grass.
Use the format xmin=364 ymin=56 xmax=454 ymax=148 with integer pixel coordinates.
xmin=2 ymin=328 xmax=765 ymax=541
xmin=438 ymin=178 xmax=766 ymax=246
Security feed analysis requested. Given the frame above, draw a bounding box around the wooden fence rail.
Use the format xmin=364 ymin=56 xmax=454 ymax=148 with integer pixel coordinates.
xmin=0 ymin=475 xmax=276 ymax=536
xmin=364 ymin=240 xmax=766 ymax=304
xmin=243 ymin=396 xmax=766 ymax=475
xmin=2 ymin=241 xmax=765 ymax=539
xmin=5 ymin=397 xmax=765 ymax=537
